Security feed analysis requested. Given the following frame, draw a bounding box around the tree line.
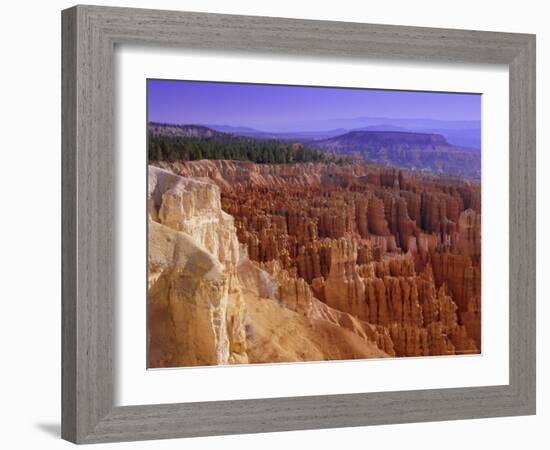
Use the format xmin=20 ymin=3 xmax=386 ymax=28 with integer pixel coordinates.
xmin=148 ymin=133 xmax=353 ymax=165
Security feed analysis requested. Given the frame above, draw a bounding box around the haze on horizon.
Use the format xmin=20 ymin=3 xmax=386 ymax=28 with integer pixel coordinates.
xmin=147 ymin=79 xmax=481 ymax=133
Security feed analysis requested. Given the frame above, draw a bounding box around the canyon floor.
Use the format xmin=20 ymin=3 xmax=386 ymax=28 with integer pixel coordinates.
xmin=147 ymin=160 xmax=481 ymax=368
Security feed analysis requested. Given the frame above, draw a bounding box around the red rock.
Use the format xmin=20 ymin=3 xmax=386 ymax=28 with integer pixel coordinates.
xmin=155 ymin=160 xmax=481 ymax=358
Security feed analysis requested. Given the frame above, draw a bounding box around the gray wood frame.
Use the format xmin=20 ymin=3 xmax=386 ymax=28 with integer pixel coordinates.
xmin=62 ymin=4 xmax=536 ymax=444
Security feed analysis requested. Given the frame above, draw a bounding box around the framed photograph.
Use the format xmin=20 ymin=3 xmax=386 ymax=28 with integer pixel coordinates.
xmin=62 ymin=5 xmax=536 ymax=444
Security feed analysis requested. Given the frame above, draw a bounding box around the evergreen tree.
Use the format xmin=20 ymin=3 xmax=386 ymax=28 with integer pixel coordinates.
xmin=147 ymin=131 xmax=352 ymax=165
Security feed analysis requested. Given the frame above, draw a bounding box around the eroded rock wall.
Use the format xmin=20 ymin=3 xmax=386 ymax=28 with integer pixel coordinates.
xmin=147 ymin=165 xmax=394 ymax=367
xmin=148 ymin=167 xmax=248 ymax=367
xmin=153 ymin=160 xmax=481 ymax=358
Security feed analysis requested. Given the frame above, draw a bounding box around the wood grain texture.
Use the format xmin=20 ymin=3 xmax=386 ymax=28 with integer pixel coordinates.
xmin=61 ymin=4 xmax=536 ymax=444
xmin=508 ymin=36 xmax=536 ymax=409
xmin=61 ymin=7 xmax=77 ymax=443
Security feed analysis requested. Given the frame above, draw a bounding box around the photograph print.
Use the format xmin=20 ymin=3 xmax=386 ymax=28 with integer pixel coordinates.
xmin=146 ymin=80 xmax=481 ymax=368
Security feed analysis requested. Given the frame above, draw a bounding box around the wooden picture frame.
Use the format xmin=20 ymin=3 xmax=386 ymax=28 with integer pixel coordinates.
xmin=61 ymin=5 xmax=536 ymax=444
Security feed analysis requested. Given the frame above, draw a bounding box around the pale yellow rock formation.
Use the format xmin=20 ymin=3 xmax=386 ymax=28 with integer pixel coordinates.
xmin=148 ymin=167 xmax=248 ymax=367
xmin=243 ymin=292 xmax=389 ymax=363
xmin=148 ymin=219 xmax=247 ymax=366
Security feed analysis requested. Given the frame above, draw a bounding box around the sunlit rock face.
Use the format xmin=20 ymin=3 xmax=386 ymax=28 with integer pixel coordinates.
xmin=148 ymin=160 xmax=481 ymax=367
xmin=147 ymin=166 xmax=391 ymax=368
xmin=148 ymin=167 xmax=247 ymax=367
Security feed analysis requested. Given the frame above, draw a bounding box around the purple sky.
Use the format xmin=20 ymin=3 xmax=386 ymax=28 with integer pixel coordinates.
xmin=147 ymin=79 xmax=481 ymax=131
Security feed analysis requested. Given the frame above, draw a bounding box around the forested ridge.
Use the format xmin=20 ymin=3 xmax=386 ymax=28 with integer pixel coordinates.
xmin=148 ymin=125 xmax=352 ymax=164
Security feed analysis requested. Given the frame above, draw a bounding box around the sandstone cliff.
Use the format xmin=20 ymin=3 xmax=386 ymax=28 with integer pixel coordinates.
xmin=151 ymin=160 xmax=481 ymax=360
xmin=149 ymin=160 xmax=481 ymax=365
xmin=148 ymin=167 xmax=248 ymax=367
xmin=148 ymin=165 xmax=391 ymax=367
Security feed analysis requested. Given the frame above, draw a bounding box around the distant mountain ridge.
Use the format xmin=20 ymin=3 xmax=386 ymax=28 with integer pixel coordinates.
xmin=148 ymin=123 xmax=480 ymax=179
xmin=206 ymin=116 xmax=481 ymax=149
xmin=208 ymin=125 xmax=348 ymax=141
xmin=314 ymin=130 xmax=451 ymax=151
xmin=254 ymin=116 xmax=480 ymax=133
xmin=147 ymin=123 xmax=353 ymax=165
xmin=148 ymin=123 xmax=227 ymax=139
xmin=312 ymin=130 xmax=480 ymax=179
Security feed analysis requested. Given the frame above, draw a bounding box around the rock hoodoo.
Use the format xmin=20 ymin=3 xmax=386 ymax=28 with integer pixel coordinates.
xmin=148 ymin=160 xmax=481 ymax=366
